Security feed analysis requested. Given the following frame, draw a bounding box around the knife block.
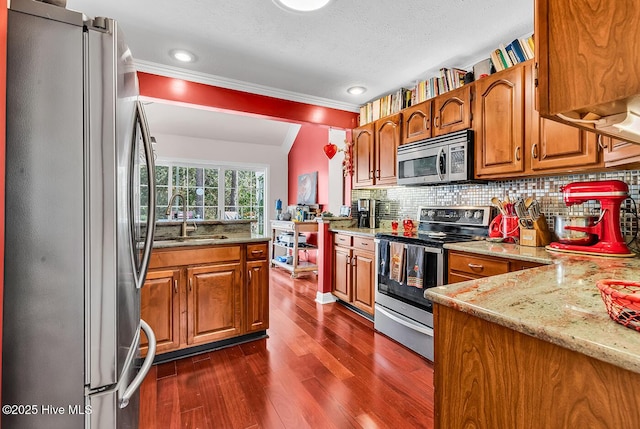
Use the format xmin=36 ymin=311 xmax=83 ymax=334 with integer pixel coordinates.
xmin=519 ymin=215 xmax=552 ymax=247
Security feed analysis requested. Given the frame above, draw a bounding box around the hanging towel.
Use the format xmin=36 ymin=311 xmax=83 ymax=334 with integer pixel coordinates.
xmin=378 ymin=239 xmax=390 ymax=276
xmin=406 ymin=244 xmax=425 ymax=289
xmin=389 ymin=242 xmax=405 ymax=283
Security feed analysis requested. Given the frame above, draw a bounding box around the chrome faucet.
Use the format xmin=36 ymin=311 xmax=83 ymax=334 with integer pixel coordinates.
xmin=165 ymin=193 xmax=197 ymax=237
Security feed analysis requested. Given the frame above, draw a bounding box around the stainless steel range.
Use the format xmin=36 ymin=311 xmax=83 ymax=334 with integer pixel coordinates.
xmin=374 ymin=206 xmax=494 ymax=361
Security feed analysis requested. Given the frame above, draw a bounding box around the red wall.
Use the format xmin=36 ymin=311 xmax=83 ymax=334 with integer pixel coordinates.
xmin=287 ymin=124 xmax=330 ymax=207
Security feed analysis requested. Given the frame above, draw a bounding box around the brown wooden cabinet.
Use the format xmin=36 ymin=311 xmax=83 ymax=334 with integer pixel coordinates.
xmin=187 ymin=262 xmax=242 ymax=346
xmin=332 ymin=233 xmax=375 ymax=316
xmin=142 ymin=242 xmax=269 ymax=357
xmin=447 ymin=250 xmax=543 ymax=284
xmin=433 ymin=85 xmax=472 ymax=137
xmin=400 ymin=86 xmax=472 ymax=145
xmin=353 ymin=113 xmax=401 ymax=188
xmin=434 ymin=303 xmax=640 ymax=429
xmin=401 ymin=100 xmax=432 ymax=144
xmin=604 ymin=137 xmax=640 ymax=168
xmin=352 ymin=122 xmax=375 ymax=188
xmin=535 ymin=0 xmax=640 ymax=125
xmin=141 ymin=268 xmax=181 ymax=355
xmin=474 ymin=63 xmax=526 ymax=177
xmin=475 ymin=61 xmax=604 ymax=179
xmin=245 ymin=243 xmax=270 ymax=333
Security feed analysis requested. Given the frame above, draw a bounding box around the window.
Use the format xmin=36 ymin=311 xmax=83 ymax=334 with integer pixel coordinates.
xmin=141 ymin=163 xmax=266 ymax=234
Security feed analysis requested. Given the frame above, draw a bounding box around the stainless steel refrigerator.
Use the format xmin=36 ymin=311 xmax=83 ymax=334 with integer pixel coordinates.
xmin=3 ymin=0 xmax=157 ymax=427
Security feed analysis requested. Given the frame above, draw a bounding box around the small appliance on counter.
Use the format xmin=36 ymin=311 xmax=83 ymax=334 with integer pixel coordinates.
xmin=546 ymin=180 xmax=635 ymax=257
xmin=357 ymin=198 xmax=377 ymax=228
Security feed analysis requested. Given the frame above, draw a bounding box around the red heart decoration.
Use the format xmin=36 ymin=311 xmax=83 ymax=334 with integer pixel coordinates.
xmin=323 ymin=143 xmax=338 ymax=159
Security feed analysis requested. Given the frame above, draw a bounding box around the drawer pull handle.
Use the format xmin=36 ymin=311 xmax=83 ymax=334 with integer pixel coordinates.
xmin=251 ymin=249 xmax=264 ymax=255
xmin=468 ymin=263 xmax=484 ymax=270
xmin=174 ymin=279 xmax=178 ymax=294
xmin=359 ymin=241 xmax=369 ymax=246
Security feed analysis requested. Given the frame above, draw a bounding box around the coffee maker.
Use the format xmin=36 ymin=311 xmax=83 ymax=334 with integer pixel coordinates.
xmin=357 ymin=199 xmax=376 ymax=228
xmin=547 ymin=180 xmax=635 ymax=257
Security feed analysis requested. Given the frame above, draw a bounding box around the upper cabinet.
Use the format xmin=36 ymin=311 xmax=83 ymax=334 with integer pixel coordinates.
xmin=400 ymin=86 xmax=472 ymax=145
xmin=475 ymin=60 xmax=604 ymax=179
xmin=353 ymin=113 xmax=401 ymax=188
xmin=433 ymin=85 xmax=472 ymax=137
xmin=535 ymin=0 xmax=640 ymax=142
xmin=401 ymin=101 xmax=432 ymax=144
xmin=474 ymin=63 xmax=526 ymax=177
xmin=352 ymin=123 xmax=375 ymax=188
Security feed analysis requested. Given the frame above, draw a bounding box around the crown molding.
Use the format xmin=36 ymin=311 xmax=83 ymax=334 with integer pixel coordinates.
xmin=134 ymin=60 xmax=360 ymax=113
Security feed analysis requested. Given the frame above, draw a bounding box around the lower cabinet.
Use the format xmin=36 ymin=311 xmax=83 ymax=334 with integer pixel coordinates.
xmin=332 ymin=233 xmax=375 ymax=316
xmin=187 ymin=262 xmax=243 ymax=345
xmin=141 ymin=242 xmax=269 ymax=356
xmin=447 ymin=250 xmax=543 ymax=284
xmin=140 ymin=268 xmax=181 ymax=356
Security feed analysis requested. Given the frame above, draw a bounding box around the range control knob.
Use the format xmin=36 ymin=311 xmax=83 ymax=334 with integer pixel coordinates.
xmin=473 ymin=211 xmax=483 ymax=219
xmin=464 ymin=211 xmax=472 ymax=218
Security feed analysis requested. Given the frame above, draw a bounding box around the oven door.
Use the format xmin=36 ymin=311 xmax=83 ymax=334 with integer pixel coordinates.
xmin=376 ymin=242 xmax=444 ymax=314
xmin=397 ymin=141 xmax=447 ymax=185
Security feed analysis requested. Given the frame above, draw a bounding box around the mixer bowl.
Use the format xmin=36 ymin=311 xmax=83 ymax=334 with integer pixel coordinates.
xmin=553 ymin=215 xmax=598 ymax=245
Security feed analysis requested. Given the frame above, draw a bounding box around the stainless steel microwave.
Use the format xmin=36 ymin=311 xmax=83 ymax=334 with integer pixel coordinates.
xmin=397 ymin=129 xmax=475 ymax=185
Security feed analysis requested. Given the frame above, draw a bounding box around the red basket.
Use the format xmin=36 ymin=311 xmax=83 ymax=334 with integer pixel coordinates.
xmin=596 ymin=280 xmax=640 ymax=332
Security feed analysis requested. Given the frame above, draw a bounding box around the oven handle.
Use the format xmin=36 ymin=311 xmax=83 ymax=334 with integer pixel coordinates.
xmin=376 ymin=305 xmax=434 ymax=337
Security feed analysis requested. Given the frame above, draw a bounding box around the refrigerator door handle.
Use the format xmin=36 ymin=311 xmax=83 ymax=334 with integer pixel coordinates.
xmin=135 ymin=100 xmax=156 ymax=289
xmin=120 ymin=319 xmax=156 ymax=408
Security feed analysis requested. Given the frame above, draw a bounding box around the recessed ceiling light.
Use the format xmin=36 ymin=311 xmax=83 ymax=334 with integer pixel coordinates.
xmin=347 ymin=86 xmax=367 ymax=95
xmin=170 ymin=49 xmax=196 ymax=63
xmin=273 ymin=0 xmax=332 ymax=12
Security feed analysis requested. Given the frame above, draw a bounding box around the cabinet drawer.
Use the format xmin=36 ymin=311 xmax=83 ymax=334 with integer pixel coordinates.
xmin=334 ymin=233 xmax=352 ymax=246
xmin=448 ymin=252 xmax=509 ymax=277
xmin=247 ymin=243 xmax=268 ymax=260
xmin=352 ymin=236 xmax=374 ymax=251
xmin=150 ymin=245 xmax=241 ymax=268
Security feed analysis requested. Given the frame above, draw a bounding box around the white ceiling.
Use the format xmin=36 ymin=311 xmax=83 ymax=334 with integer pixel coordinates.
xmin=65 ymin=0 xmax=534 ymax=145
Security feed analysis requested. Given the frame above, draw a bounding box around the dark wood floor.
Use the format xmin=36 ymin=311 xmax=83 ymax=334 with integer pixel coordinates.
xmin=139 ymin=268 xmax=435 ymax=429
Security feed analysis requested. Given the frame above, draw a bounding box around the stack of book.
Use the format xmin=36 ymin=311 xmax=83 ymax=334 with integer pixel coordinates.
xmin=359 ymin=87 xmax=411 ymax=125
xmin=489 ymin=34 xmax=535 ymax=72
xmin=411 ymin=67 xmax=469 ymax=105
xmin=359 ymin=67 xmax=470 ymax=125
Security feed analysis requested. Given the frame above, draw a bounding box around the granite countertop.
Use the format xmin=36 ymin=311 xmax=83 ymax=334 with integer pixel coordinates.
xmin=444 ymin=240 xmax=555 ymax=264
xmin=427 ymin=242 xmax=640 ymax=374
xmin=153 ymin=234 xmax=270 ymax=249
xmin=328 ymin=226 xmax=391 ymax=237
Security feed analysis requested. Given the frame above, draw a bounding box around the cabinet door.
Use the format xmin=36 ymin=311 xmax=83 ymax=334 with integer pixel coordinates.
xmin=352 ymin=123 xmax=375 ymax=188
xmin=535 ymin=0 xmax=640 ymax=117
xmin=474 ymin=64 xmax=526 ymax=177
xmin=433 ymin=85 xmax=472 ymax=137
xmin=140 ymin=269 xmax=181 ymax=355
xmin=332 ymin=245 xmax=351 ymax=301
xmin=375 ymin=113 xmax=401 ymax=186
xmin=530 ymin=117 xmax=601 ymax=172
xmin=401 ymin=100 xmax=432 ymax=144
xmin=352 ymin=249 xmax=375 ymax=316
xmin=604 ymin=137 xmax=640 ymax=168
xmin=246 ymin=259 xmax=269 ymax=333
xmin=187 ymin=262 xmax=242 ymax=345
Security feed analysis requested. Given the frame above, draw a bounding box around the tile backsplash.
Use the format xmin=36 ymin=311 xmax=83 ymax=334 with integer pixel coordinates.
xmin=352 ymin=169 xmax=640 ymax=242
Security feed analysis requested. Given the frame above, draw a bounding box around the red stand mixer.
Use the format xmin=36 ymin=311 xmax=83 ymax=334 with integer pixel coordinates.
xmin=547 ymin=180 xmax=635 ymax=257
